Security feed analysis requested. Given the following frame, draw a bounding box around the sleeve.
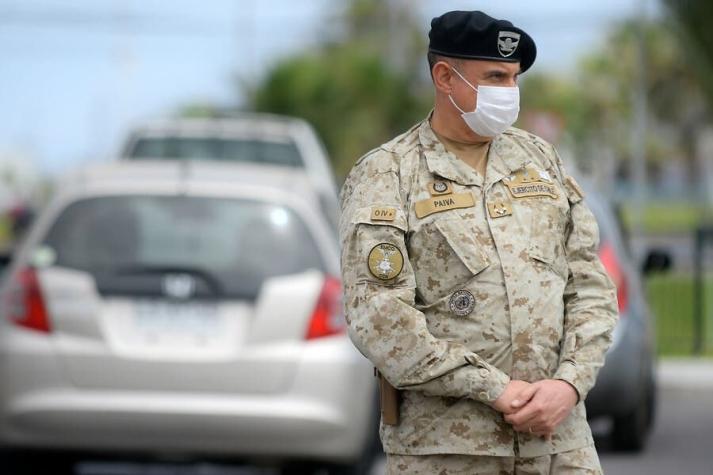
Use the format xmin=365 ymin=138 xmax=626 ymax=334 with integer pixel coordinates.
xmin=339 ymin=156 xmax=510 ymax=405
xmin=551 ymin=151 xmax=619 ymax=403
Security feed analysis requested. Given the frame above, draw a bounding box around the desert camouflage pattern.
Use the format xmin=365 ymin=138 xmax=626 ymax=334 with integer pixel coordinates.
xmin=339 ymin=117 xmax=618 ymax=457
xmin=385 ymin=444 xmax=602 ymax=474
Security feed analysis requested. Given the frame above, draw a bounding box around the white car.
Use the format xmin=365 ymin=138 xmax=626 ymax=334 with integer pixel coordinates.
xmin=0 ymin=161 xmax=377 ymax=475
xmin=120 ymin=114 xmax=339 ymax=230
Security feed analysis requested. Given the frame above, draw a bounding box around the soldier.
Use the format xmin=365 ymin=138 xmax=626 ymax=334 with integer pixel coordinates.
xmin=338 ymin=9 xmax=618 ymax=475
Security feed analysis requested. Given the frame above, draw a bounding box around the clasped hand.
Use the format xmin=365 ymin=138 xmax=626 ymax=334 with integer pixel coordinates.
xmin=492 ymin=379 xmax=578 ymax=439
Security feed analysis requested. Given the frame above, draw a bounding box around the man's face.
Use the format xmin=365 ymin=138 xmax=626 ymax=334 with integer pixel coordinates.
xmin=448 ymin=60 xmax=520 ymax=112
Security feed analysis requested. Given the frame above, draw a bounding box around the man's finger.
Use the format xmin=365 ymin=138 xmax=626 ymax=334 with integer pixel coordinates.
xmin=513 ymin=412 xmax=552 ymax=432
xmin=509 ymin=410 xmax=540 ymax=429
xmin=505 ymin=396 xmax=542 ymax=425
xmin=511 ymin=382 xmax=539 ymax=408
xmin=506 ymin=408 xmax=537 ymax=426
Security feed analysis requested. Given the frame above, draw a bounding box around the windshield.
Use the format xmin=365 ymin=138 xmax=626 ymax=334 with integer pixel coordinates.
xmin=41 ymin=196 xmax=324 ymax=300
xmin=127 ymin=137 xmax=304 ymax=168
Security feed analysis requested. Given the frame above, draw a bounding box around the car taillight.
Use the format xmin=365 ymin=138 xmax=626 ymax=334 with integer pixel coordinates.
xmin=306 ymin=275 xmax=345 ymax=340
xmin=599 ymin=242 xmax=628 ymax=315
xmin=6 ymin=267 xmax=52 ymax=333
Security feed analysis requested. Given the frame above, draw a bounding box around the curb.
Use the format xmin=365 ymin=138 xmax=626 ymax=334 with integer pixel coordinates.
xmin=657 ymin=358 xmax=713 ymax=390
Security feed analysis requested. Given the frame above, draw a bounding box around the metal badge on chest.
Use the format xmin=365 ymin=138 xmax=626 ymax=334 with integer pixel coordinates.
xmin=449 ymin=289 xmax=475 ymax=316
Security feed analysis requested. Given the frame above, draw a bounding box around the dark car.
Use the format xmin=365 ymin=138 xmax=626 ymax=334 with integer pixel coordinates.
xmin=585 ymin=189 xmax=669 ymax=452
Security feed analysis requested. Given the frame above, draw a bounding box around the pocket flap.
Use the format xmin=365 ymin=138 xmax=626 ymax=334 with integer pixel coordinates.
xmin=528 ymin=239 xmax=555 ymax=265
xmin=563 ymin=176 xmax=584 ymax=205
xmin=434 ymin=219 xmax=489 ymax=276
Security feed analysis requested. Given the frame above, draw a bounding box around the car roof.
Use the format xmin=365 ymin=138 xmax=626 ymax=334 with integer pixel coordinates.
xmin=55 ymin=160 xmax=321 ymax=205
xmin=126 ymin=113 xmax=308 ymax=138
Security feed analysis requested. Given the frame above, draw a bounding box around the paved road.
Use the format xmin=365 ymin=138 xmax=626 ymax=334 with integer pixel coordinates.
xmin=4 ymin=383 xmax=712 ymax=475
xmin=598 ymin=387 xmax=713 ymax=475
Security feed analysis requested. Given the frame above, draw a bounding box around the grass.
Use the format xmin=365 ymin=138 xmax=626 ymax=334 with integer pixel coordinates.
xmin=646 ymin=272 xmax=713 ymax=356
xmin=620 ymin=202 xmax=713 ymax=234
xmin=0 ymin=216 xmax=9 ymax=249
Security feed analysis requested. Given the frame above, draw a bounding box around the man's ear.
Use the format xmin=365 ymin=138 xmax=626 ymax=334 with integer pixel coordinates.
xmin=432 ymin=61 xmax=454 ymax=94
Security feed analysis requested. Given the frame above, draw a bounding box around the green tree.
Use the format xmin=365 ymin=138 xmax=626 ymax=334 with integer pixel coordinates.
xmin=246 ymin=0 xmax=430 ymax=180
xmin=665 ymin=0 xmax=713 ymax=105
xmin=520 ymin=18 xmax=707 ymax=181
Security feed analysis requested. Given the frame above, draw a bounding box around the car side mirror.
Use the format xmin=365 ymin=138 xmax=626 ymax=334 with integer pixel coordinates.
xmin=642 ymin=249 xmax=672 ymax=275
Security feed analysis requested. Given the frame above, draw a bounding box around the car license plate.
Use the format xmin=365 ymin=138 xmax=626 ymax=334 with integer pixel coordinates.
xmin=132 ymin=300 xmax=221 ymax=344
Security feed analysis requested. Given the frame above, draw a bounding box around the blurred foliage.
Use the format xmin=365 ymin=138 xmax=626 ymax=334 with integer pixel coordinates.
xmin=621 ymin=202 xmax=713 ymax=234
xmin=665 ymin=0 xmax=713 ymax=107
xmin=249 ymin=46 xmax=428 ymax=179
xmin=241 ymin=0 xmax=713 ymax=191
xmin=246 ymin=0 xmax=430 ymax=180
xmin=521 ymin=18 xmax=708 ymax=172
xmin=176 ymin=103 xmax=224 ymax=119
xmin=0 ymin=216 xmax=9 ymax=248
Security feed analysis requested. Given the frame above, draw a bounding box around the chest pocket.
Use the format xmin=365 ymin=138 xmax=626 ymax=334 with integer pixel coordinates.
xmin=526 ymin=186 xmax=572 ymax=281
xmin=428 ymin=218 xmax=490 ymax=278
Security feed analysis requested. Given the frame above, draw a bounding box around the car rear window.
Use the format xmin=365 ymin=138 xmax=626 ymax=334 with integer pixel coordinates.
xmin=128 ymin=137 xmax=303 ymax=168
xmin=41 ymin=196 xmax=325 ymax=300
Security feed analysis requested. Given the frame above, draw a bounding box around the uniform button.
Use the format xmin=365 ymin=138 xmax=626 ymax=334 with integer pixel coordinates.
xmin=478 ymin=391 xmax=489 ymax=400
xmin=479 ymin=368 xmax=490 ymax=377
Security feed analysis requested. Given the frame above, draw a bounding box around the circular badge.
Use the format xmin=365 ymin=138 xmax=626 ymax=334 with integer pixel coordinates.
xmin=449 ymin=289 xmax=475 ymax=316
xmin=368 ymin=243 xmax=404 ymax=280
xmin=433 ymin=181 xmax=448 ymax=193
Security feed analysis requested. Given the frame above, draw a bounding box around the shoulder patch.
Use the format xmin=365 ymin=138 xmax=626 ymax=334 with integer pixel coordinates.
xmin=368 ymin=243 xmax=404 ymax=280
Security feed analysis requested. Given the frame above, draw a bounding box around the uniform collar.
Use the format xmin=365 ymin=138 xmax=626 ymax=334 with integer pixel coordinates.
xmin=418 ymin=118 xmax=482 ymax=186
xmin=418 ymin=118 xmax=531 ymax=188
xmin=484 ymin=131 xmax=532 ymax=189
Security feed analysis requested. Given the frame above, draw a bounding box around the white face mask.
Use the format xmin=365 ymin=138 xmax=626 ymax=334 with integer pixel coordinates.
xmin=449 ymin=67 xmax=520 ymax=137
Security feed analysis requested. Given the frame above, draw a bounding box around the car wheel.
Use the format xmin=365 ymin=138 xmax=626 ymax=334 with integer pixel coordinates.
xmin=2 ymin=449 xmax=77 ymax=475
xmin=612 ymin=376 xmax=655 ymax=452
xmin=324 ymin=455 xmax=376 ymax=475
xmin=280 ymin=461 xmax=320 ymax=475
xmin=282 ymin=452 xmax=376 ymax=475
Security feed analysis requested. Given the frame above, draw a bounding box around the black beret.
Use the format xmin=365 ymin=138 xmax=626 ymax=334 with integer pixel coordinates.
xmin=429 ymin=10 xmax=537 ymax=73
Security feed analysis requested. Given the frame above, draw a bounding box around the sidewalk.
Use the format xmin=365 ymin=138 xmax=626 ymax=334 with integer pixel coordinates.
xmin=658 ymin=358 xmax=713 ymax=390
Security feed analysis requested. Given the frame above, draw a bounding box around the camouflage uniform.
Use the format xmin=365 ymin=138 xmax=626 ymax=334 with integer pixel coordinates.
xmin=386 ymin=444 xmax=602 ymax=474
xmin=338 ymin=117 xmax=618 ymax=465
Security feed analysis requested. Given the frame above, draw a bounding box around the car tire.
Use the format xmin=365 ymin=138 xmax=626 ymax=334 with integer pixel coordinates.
xmin=281 ymin=447 xmax=377 ymax=475
xmin=280 ymin=462 xmax=320 ymax=475
xmin=611 ymin=375 xmax=656 ymax=452
xmin=324 ymin=454 xmax=376 ymax=475
xmin=1 ymin=449 xmax=77 ymax=475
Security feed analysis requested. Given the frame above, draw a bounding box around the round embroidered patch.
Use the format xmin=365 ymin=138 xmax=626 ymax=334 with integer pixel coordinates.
xmin=449 ymin=289 xmax=475 ymax=316
xmin=367 ymin=243 xmax=404 ymax=280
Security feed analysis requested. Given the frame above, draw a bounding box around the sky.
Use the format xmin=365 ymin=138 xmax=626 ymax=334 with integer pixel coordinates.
xmin=0 ymin=0 xmax=662 ymax=177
